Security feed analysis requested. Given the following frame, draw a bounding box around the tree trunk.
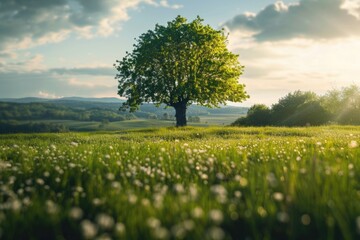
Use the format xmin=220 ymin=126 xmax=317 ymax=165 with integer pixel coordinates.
xmin=173 ymin=102 xmax=187 ymax=127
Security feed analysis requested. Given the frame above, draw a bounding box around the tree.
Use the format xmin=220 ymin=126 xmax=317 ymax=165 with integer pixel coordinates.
xmin=232 ymin=104 xmax=271 ymax=126
xmin=321 ymin=85 xmax=360 ymax=124
xmin=188 ymin=116 xmax=200 ymax=123
xmin=115 ymin=16 xmax=248 ymax=127
xmin=270 ymin=91 xmax=331 ymax=126
xmin=271 ymin=91 xmax=318 ymax=125
xmin=162 ymin=113 xmax=169 ymax=120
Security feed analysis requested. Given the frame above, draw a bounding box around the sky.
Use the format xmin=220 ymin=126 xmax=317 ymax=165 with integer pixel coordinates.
xmin=0 ymin=0 xmax=360 ymax=106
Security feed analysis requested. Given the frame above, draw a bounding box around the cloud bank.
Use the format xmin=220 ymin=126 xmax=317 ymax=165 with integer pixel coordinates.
xmin=0 ymin=0 xmax=181 ymax=52
xmin=51 ymin=67 xmax=115 ymax=76
xmin=224 ymin=0 xmax=360 ymax=106
xmin=225 ymin=0 xmax=360 ymax=41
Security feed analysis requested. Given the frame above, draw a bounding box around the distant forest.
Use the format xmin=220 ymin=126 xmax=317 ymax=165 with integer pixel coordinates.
xmin=0 ymin=98 xmax=247 ymax=133
xmin=232 ymin=85 xmax=360 ymax=127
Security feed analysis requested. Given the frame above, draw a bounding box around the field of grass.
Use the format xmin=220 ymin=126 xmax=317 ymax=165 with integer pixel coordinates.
xmin=0 ymin=126 xmax=360 ymax=239
xmin=18 ymin=113 xmax=245 ymax=132
xmin=199 ymin=114 xmax=241 ymax=126
xmin=22 ymin=116 xmax=236 ymax=132
xmin=42 ymin=119 xmax=178 ymax=131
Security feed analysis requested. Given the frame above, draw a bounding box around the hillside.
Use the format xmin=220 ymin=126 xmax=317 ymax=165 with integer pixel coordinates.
xmin=0 ymin=98 xmax=247 ymax=133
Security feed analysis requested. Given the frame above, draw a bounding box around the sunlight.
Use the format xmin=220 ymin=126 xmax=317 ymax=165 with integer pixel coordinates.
xmin=228 ymin=33 xmax=360 ymax=102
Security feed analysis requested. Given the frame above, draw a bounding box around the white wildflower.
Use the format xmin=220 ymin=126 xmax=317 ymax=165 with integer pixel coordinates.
xmin=96 ymin=213 xmax=114 ymax=229
xmin=209 ymin=209 xmax=223 ymax=224
xmin=81 ymin=220 xmax=98 ymax=239
xmin=69 ymin=207 xmax=83 ymax=220
xmin=273 ymin=192 xmax=284 ymax=201
xmin=349 ymin=140 xmax=358 ymax=148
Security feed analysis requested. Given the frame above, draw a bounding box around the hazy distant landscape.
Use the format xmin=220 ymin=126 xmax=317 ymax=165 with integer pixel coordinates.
xmin=0 ymin=97 xmax=247 ymax=133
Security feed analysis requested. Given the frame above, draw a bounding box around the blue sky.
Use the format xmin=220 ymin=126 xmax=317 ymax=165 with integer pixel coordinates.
xmin=1 ymin=0 xmax=359 ymax=106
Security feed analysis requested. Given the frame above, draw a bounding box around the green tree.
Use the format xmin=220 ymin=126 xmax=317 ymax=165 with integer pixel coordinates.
xmin=321 ymin=85 xmax=360 ymax=124
xmin=271 ymin=91 xmax=318 ymax=125
xmin=232 ymin=104 xmax=271 ymax=126
xmin=247 ymin=104 xmax=272 ymax=126
xmin=115 ymin=16 xmax=248 ymax=126
xmin=162 ymin=113 xmax=169 ymax=120
xmin=270 ymin=91 xmax=331 ymax=126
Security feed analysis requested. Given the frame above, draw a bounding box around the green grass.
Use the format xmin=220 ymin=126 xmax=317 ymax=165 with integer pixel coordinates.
xmin=199 ymin=114 xmax=242 ymax=125
xmin=0 ymin=126 xmax=360 ymax=239
xmin=19 ymin=114 xmax=243 ymax=132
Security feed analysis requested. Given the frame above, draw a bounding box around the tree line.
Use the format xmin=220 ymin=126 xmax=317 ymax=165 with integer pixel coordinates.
xmin=0 ymin=121 xmax=69 ymax=134
xmin=232 ymin=85 xmax=360 ymax=126
xmin=0 ymin=102 xmax=135 ymax=122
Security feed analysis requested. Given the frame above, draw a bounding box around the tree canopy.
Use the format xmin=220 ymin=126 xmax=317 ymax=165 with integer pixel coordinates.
xmin=115 ymin=16 xmax=248 ymax=126
xmin=232 ymin=86 xmax=360 ymax=127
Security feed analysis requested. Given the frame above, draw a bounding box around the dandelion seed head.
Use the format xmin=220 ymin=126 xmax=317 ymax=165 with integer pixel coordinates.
xmin=36 ymin=178 xmax=44 ymax=185
xmin=257 ymin=206 xmax=267 ymax=217
xmin=174 ymin=183 xmax=184 ymax=193
xmin=209 ymin=209 xmax=223 ymax=224
xmin=115 ymin=222 xmax=126 ymax=235
xmin=349 ymin=140 xmax=358 ymax=148
xmin=106 ymin=173 xmax=115 ymax=181
xmin=81 ymin=220 xmax=98 ymax=239
xmin=11 ymin=199 xmax=22 ymax=212
xmin=128 ymin=194 xmax=137 ymax=204
xmin=153 ymin=227 xmax=169 ymax=239
xmin=192 ymin=207 xmax=203 ymax=218
xmin=147 ymin=217 xmax=161 ymax=228
xmin=96 ymin=213 xmax=114 ymax=229
xmin=273 ymin=192 xmax=284 ymax=201
xmin=301 ymin=214 xmax=311 ymax=225
xmin=45 ymin=200 xmax=58 ymax=214
xmin=277 ymin=211 xmax=289 ymax=223
xmin=92 ymin=198 xmax=103 ymax=206
xmin=239 ymin=177 xmax=248 ymax=187
xmin=207 ymin=227 xmax=225 ymax=240
xmin=69 ymin=207 xmax=83 ymax=220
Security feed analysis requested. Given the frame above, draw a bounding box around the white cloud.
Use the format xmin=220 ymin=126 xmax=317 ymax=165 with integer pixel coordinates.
xmin=229 ymin=34 xmax=360 ymax=106
xmin=51 ymin=66 xmax=115 ymax=76
xmin=158 ymin=0 xmax=183 ymax=9
xmin=223 ymin=0 xmax=360 ymax=106
xmin=67 ymin=76 xmax=116 ymax=88
xmin=341 ymin=0 xmax=360 ymax=18
xmin=38 ymin=91 xmax=62 ymax=99
xmin=225 ymin=0 xmax=360 ymax=41
xmin=0 ymin=71 xmax=116 ymax=98
xmin=0 ymin=54 xmax=46 ymax=73
xmin=0 ymin=0 xmax=182 ymax=53
xmin=144 ymin=0 xmax=183 ymax=9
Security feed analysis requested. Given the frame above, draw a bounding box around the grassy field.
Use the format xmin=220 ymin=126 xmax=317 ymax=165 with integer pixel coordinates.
xmin=0 ymin=126 xmax=360 ymax=239
xmin=20 ymin=114 xmax=243 ymax=132
xmin=41 ymin=119 xmax=178 ymax=131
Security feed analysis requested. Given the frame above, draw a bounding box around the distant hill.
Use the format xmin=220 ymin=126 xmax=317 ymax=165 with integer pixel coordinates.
xmin=0 ymin=97 xmax=52 ymax=103
xmin=0 ymin=97 xmax=123 ymax=103
xmin=0 ymin=97 xmax=248 ymax=133
xmin=0 ymin=97 xmax=248 ymax=116
xmin=57 ymin=97 xmax=123 ymax=103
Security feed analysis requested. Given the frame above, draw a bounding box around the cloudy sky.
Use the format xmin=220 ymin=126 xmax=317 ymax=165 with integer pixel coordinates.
xmin=1 ymin=0 xmax=359 ymax=106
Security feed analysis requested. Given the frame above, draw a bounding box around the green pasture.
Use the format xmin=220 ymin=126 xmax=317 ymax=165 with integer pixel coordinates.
xmin=0 ymin=126 xmax=359 ymax=239
xmin=18 ymin=115 xmax=242 ymax=132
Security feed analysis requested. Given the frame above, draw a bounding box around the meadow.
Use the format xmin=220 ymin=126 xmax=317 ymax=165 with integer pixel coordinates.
xmin=0 ymin=126 xmax=359 ymax=239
